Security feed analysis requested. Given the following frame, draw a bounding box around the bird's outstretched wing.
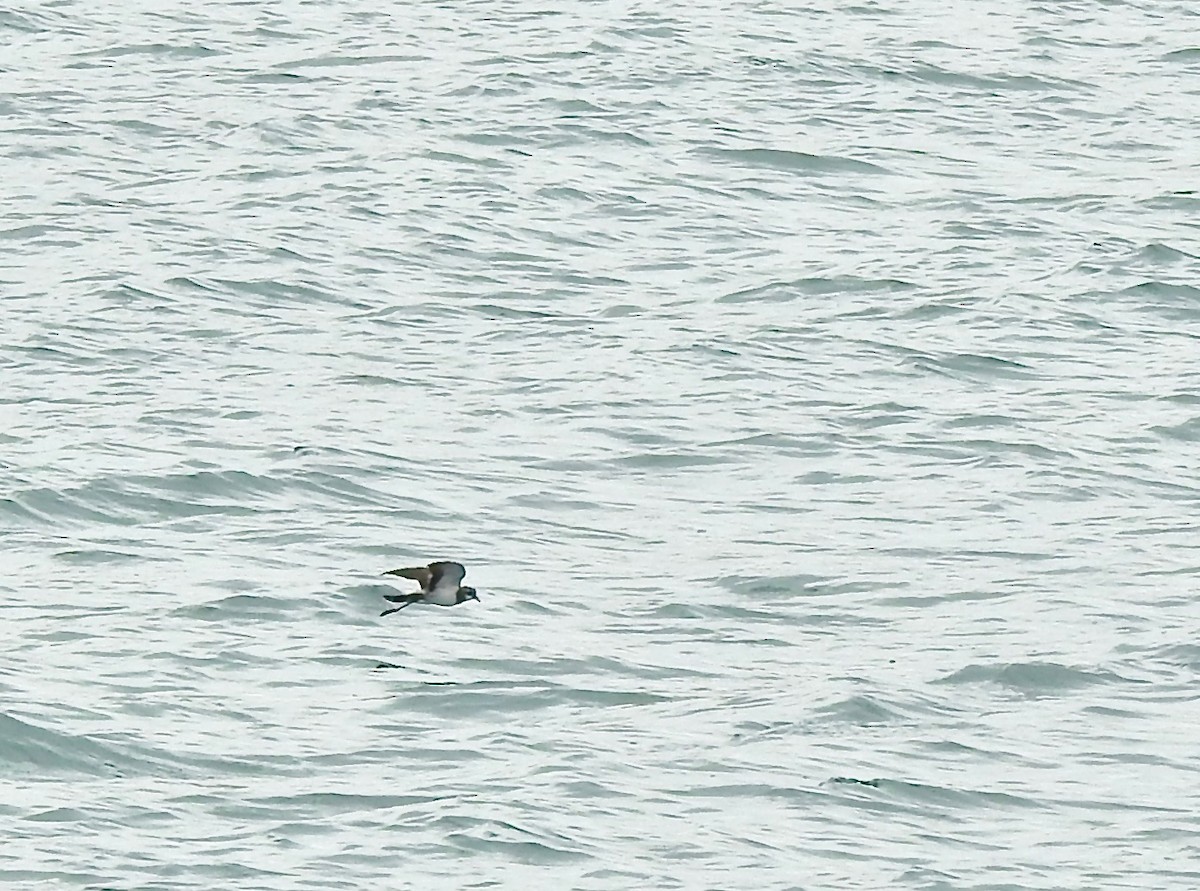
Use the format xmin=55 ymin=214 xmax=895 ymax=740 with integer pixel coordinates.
xmin=427 ymin=561 xmax=466 ymax=588
xmin=383 ymin=566 xmax=433 ymax=589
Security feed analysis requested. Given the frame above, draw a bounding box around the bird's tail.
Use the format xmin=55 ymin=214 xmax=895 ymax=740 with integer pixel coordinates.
xmin=383 ymin=593 xmax=422 ymax=603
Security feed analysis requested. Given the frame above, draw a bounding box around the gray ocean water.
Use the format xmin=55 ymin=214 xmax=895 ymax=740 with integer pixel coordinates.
xmin=3 ymin=1 xmax=1200 ymax=888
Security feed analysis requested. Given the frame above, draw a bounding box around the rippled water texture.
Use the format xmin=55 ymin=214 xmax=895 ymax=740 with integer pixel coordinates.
xmin=4 ymin=1 xmax=1200 ymax=888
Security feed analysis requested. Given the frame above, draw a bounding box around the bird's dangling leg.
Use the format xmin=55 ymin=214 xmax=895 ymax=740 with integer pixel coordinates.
xmin=381 ymin=602 xmax=414 ymax=617
xmin=380 ymin=593 xmax=422 ymax=617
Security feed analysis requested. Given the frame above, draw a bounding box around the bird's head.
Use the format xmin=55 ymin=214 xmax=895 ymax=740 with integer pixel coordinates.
xmin=458 ymin=587 xmax=479 ymax=603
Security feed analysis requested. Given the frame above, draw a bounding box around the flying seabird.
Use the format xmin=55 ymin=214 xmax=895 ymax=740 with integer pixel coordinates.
xmin=380 ymin=560 xmax=479 ymax=616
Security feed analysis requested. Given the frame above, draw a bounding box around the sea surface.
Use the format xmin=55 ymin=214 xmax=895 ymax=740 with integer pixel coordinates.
xmin=3 ymin=1 xmax=1200 ymax=888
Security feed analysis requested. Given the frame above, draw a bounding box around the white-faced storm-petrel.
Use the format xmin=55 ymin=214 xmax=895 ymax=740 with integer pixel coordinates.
xmin=380 ymin=560 xmax=479 ymax=616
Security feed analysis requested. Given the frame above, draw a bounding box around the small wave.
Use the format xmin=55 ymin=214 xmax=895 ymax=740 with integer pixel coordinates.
xmin=936 ymin=662 xmax=1142 ymax=695
xmin=827 ymin=777 xmax=1042 ymax=811
xmin=0 ymin=712 xmax=138 ymax=778
xmin=707 ymin=147 xmax=891 ymax=175
xmin=718 ymin=276 xmax=912 ymax=303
